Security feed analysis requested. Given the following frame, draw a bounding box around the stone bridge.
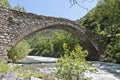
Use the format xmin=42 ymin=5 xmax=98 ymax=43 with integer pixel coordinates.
xmin=0 ymin=6 xmax=108 ymax=61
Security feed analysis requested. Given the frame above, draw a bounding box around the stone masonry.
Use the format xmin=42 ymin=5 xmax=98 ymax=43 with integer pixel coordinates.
xmin=0 ymin=6 xmax=107 ymax=61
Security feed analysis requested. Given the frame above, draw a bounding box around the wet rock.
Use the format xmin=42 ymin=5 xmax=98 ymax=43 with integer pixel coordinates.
xmin=0 ymin=72 xmax=19 ymax=80
xmin=30 ymin=76 xmax=43 ymax=80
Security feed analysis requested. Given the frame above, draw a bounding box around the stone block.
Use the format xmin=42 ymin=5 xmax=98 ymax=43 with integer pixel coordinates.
xmin=0 ymin=72 xmax=19 ymax=80
xmin=0 ymin=35 xmax=5 ymax=38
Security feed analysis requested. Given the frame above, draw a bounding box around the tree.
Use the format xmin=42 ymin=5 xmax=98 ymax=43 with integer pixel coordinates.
xmin=27 ymin=29 xmax=80 ymax=57
xmin=0 ymin=0 xmax=11 ymax=8
xmin=78 ymin=0 xmax=120 ymax=63
xmin=69 ymin=0 xmax=88 ymax=10
xmin=56 ymin=43 xmax=95 ymax=80
xmin=7 ymin=40 xmax=30 ymax=62
xmin=0 ymin=0 xmax=26 ymax=12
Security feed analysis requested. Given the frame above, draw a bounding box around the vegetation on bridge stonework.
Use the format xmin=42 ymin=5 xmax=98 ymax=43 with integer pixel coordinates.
xmin=0 ymin=0 xmax=11 ymax=8
xmin=0 ymin=0 xmax=26 ymax=12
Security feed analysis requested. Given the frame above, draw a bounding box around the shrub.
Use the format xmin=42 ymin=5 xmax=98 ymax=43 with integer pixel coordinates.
xmin=8 ymin=40 xmax=30 ymax=62
xmin=56 ymin=43 xmax=93 ymax=80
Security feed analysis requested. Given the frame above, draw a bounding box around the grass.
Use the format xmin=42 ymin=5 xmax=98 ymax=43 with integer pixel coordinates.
xmin=12 ymin=65 xmax=43 ymax=79
xmin=0 ymin=61 xmax=10 ymax=73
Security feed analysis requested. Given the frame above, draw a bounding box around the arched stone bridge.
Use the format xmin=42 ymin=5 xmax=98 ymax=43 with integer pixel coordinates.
xmin=0 ymin=6 xmax=108 ymax=61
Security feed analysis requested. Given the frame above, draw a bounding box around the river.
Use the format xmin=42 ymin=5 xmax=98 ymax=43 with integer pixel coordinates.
xmin=12 ymin=56 xmax=120 ymax=80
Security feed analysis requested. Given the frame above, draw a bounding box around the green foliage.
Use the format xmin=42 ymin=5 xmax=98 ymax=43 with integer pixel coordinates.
xmin=79 ymin=0 xmax=120 ymax=34
xmin=0 ymin=0 xmax=26 ymax=12
xmin=0 ymin=0 xmax=11 ymax=8
xmin=78 ymin=0 xmax=120 ymax=63
xmin=0 ymin=61 xmax=10 ymax=73
xmin=12 ymin=65 xmax=43 ymax=79
xmin=56 ymin=43 xmax=93 ymax=80
xmin=0 ymin=62 xmax=43 ymax=79
xmin=106 ymin=37 xmax=120 ymax=63
xmin=8 ymin=40 xmax=30 ymax=62
xmin=27 ymin=29 xmax=79 ymax=57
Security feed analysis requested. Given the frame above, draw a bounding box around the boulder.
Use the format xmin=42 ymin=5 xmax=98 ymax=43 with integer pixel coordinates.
xmin=0 ymin=72 xmax=19 ymax=80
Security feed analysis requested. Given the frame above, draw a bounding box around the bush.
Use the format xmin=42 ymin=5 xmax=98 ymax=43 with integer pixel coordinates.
xmin=56 ymin=43 xmax=93 ymax=80
xmin=8 ymin=40 xmax=30 ymax=62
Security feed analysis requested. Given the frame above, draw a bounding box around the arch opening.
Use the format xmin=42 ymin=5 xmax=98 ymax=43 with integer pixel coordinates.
xmin=7 ymin=24 xmax=99 ymax=61
xmin=8 ymin=29 xmax=82 ymax=61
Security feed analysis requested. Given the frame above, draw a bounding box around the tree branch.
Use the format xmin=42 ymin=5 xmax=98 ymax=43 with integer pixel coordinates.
xmin=69 ymin=0 xmax=89 ymax=10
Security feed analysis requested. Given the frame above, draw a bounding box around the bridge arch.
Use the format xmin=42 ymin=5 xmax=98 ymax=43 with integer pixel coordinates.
xmin=0 ymin=6 xmax=100 ymax=60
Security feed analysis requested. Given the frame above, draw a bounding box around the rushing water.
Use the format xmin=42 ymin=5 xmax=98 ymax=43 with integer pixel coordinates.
xmin=12 ymin=56 xmax=120 ymax=80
